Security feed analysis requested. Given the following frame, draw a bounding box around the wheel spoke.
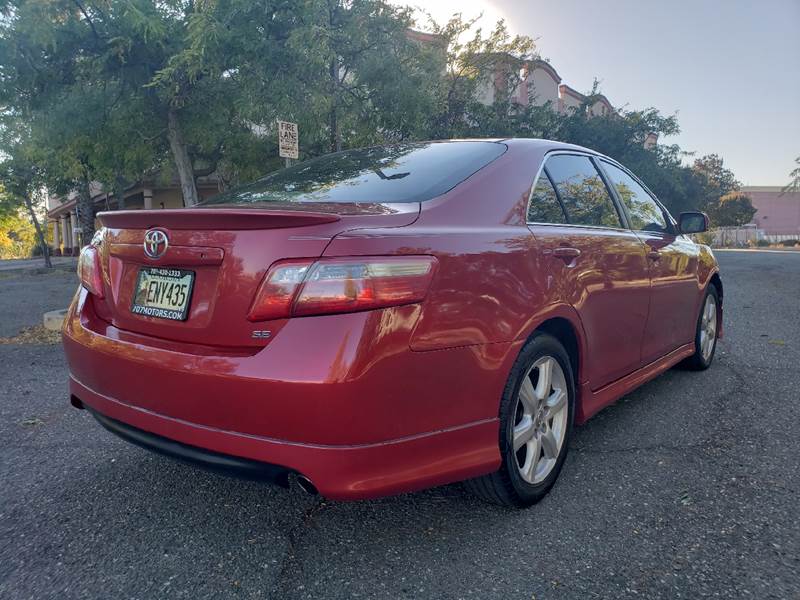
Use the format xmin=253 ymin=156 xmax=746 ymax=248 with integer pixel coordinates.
xmin=515 ymin=354 xmax=570 ymax=484
xmin=540 ymin=427 xmax=559 ymax=459
xmin=521 ymin=438 xmax=541 ymax=481
xmin=513 ymin=415 xmax=535 ymax=451
xmin=535 ymin=358 xmax=554 ymax=401
xmin=702 ymin=329 xmax=714 ymax=358
xmin=519 ymin=376 xmax=537 ymax=412
xmin=545 ymin=388 xmax=567 ymax=419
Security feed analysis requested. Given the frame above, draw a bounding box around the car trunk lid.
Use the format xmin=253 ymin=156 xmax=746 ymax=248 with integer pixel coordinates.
xmin=94 ymin=204 xmax=418 ymax=348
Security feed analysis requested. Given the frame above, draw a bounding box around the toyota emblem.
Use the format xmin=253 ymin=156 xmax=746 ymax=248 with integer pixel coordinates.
xmin=143 ymin=229 xmax=169 ymax=259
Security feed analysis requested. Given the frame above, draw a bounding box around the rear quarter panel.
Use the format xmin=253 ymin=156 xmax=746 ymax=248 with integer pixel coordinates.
xmin=323 ymin=142 xmax=553 ymax=351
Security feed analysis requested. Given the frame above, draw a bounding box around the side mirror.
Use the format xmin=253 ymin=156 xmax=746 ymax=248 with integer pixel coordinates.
xmin=678 ymin=211 xmax=709 ymax=234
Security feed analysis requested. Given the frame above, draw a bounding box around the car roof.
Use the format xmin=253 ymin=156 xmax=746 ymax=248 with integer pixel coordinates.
xmin=501 ymin=137 xmax=603 ymax=156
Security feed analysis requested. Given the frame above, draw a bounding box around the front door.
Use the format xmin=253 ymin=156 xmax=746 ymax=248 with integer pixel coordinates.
xmin=634 ymin=231 xmax=700 ymax=362
xmin=598 ymin=159 xmax=700 ymax=363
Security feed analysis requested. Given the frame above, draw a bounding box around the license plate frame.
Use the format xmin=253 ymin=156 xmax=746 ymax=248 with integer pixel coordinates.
xmin=131 ymin=267 xmax=195 ymax=321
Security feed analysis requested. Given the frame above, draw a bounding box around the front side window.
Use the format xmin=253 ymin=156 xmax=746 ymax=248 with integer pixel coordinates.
xmin=528 ymin=172 xmax=567 ymax=224
xmin=201 ymin=141 xmax=506 ymax=205
xmin=544 ymin=155 xmax=623 ymax=228
xmin=601 ymin=161 xmax=669 ymax=233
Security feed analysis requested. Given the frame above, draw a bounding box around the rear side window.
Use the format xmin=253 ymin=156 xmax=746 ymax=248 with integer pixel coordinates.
xmin=528 ymin=172 xmax=567 ymax=224
xmin=601 ymin=161 xmax=670 ymax=233
xmin=201 ymin=142 xmax=506 ymax=205
xmin=544 ymin=155 xmax=623 ymax=228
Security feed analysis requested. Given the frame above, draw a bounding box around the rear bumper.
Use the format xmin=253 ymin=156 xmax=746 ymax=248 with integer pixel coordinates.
xmin=64 ymin=289 xmax=515 ymax=500
xmin=85 ymin=404 xmax=293 ymax=486
xmin=70 ymin=375 xmax=498 ymax=500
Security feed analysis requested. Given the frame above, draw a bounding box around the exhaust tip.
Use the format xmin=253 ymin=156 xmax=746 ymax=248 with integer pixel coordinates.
xmin=70 ymin=395 xmax=84 ymax=410
xmin=296 ymin=474 xmax=318 ymax=495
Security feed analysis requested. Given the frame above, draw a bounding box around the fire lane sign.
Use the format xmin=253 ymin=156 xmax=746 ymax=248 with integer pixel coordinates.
xmin=277 ymin=120 xmax=299 ymax=160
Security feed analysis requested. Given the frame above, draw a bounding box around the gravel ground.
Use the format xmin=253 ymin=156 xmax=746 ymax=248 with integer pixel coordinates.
xmin=0 ymin=251 xmax=798 ymax=599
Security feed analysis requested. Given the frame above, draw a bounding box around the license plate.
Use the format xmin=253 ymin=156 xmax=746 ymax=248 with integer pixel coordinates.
xmin=131 ymin=267 xmax=195 ymax=321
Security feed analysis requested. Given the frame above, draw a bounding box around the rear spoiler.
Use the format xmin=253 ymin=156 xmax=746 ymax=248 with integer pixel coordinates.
xmin=98 ymin=208 xmax=341 ymax=230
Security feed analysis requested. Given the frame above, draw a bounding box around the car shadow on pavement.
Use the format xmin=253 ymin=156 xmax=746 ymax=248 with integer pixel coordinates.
xmin=12 ymin=350 xmax=752 ymax=599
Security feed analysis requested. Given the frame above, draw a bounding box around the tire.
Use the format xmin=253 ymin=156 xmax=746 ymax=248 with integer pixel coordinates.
xmin=464 ymin=333 xmax=575 ymax=508
xmin=680 ymin=284 xmax=720 ymax=371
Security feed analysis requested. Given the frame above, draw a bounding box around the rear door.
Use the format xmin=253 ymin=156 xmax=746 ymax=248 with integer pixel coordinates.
xmin=598 ymin=160 xmax=701 ymax=362
xmin=527 ymin=153 xmax=651 ymax=390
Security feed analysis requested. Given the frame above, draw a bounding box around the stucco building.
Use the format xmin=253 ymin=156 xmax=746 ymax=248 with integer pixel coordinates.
xmin=743 ymin=186 xmax=800 ymax=237
xmin=476 ymin=56 xmax=618 ymax=119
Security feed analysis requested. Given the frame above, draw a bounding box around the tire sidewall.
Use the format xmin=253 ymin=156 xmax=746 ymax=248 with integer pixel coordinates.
xmin=500 ymin=334 xmax=576 ymax=503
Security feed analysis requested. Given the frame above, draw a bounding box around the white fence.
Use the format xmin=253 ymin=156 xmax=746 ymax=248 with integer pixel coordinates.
xmin=709 ymin=226 xmax=800 ymax=247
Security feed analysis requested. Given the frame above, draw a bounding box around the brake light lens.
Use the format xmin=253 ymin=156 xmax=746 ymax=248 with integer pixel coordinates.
xmin=77 ymin=245 xmax=104 ymax=298
xmin=247 ymin=261 xmax=313 ymax=321
xmin=247 ymin=256 xmax=437 ymax=321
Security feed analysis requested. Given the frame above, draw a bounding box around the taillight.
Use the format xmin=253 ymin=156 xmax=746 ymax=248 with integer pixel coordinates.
xmin=247 ymin=256 xmax=437 ymax=321
xmin=247 ymin=261 xmax=313 ymax=321
xmin=77 ymin=245 xmax=104 ymax=298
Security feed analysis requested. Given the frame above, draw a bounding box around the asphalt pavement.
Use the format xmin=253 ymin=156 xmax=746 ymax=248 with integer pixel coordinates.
xmin=0 ymin=267 xmax=77 ymax=337
xmin=1 ymin=250 xmax=798 ymax=599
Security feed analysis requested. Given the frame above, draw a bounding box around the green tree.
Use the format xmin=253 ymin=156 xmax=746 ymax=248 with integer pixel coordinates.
xmin=159 ymin=0 xmax=447 ymax=163
xmin=710 ymin=191 xmax=756 ymax=227
xmin=0 ymin=0 xmax=268 ymax=210
xmin=425 ymin=15 xmax=536 ymax=138
xmin=0 ymin=145 xmax=52 ymax=267
xmin=0 ymin=205 xmax=37 ymax=259
xmin=292 ymin=0 xmax=436 ymax=152
xmin=1 ymin=0 xmax=439 ymax=210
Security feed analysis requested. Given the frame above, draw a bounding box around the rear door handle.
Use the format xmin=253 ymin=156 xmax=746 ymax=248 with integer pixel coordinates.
xmin=552 ymin=247 xmax=581 ymax=262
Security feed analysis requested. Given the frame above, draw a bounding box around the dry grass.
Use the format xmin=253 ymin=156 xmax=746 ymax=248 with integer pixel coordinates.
xmin=0 ymin=325 xmax=62 ymax=345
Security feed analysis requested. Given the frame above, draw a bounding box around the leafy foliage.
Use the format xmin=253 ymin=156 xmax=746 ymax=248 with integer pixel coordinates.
xmin=0 ymin=3 xmax=745 ymax=231
xmin=0 ymin=205 xmax=37 ymax=258
xmin=709 ymin=191 xmax=756 ymax=227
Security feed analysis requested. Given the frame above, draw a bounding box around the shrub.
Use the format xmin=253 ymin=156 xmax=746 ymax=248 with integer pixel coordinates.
xmin=694 ymin=232 xmax=715 ymax=246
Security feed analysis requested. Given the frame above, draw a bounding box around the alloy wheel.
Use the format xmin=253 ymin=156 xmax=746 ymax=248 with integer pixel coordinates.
xmin=700 ymin=294 xmax=717 ymax=361
xmin=513 ymin=356 xmax=569 ymax=484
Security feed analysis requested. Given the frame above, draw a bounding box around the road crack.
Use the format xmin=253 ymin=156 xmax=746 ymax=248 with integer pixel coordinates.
xmin=269 ymin=494 xmax=327 ymax=599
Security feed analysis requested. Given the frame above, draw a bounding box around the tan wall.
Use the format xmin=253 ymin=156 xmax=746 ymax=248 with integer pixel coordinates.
xmin=475 ymin=77 xmax=496 ymax=106
xmin=527 ymin=68 xmax=560 ymax=107
xmin=589 ymin=100 xmax=611 ymax=117
xmin=560 ymin=92 xmax=583 ymax=112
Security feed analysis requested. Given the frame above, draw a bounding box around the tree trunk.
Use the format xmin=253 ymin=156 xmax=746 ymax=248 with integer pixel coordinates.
xmin=167 ymin=108 xmax=199 ymax=207
xmin=113 ymin=174 xmax=128 ymax=210
xmin=77 ymin=172 xmax=96 ymax=246
xmin=22 ymin=195 xmax=52 ymax=268
xmin=329 ymin=58 xmax=341 ymax=153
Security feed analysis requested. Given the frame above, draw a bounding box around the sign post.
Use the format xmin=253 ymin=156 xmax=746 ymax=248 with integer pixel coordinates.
xmin=277 ymin=120 xmax=299 ymax=167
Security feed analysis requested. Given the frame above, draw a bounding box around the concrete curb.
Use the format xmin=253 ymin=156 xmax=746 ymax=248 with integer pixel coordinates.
xmin=0 ymin=263 xmax=77 ymax=279
xmin=43 ymin=309 xmax=68 ymax=332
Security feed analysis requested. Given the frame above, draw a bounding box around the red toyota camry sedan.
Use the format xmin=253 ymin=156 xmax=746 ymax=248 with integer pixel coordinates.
xmin=64 ymin=139 xmax=722 ymax=507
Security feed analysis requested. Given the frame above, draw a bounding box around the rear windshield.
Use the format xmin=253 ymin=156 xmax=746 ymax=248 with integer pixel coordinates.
xmin=201 ymin=141 xmax=506 ymax=205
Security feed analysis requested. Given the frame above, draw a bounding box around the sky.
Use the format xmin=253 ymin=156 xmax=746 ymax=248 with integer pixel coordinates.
xmin=394 ymin=0 xmax=800 ymax=186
